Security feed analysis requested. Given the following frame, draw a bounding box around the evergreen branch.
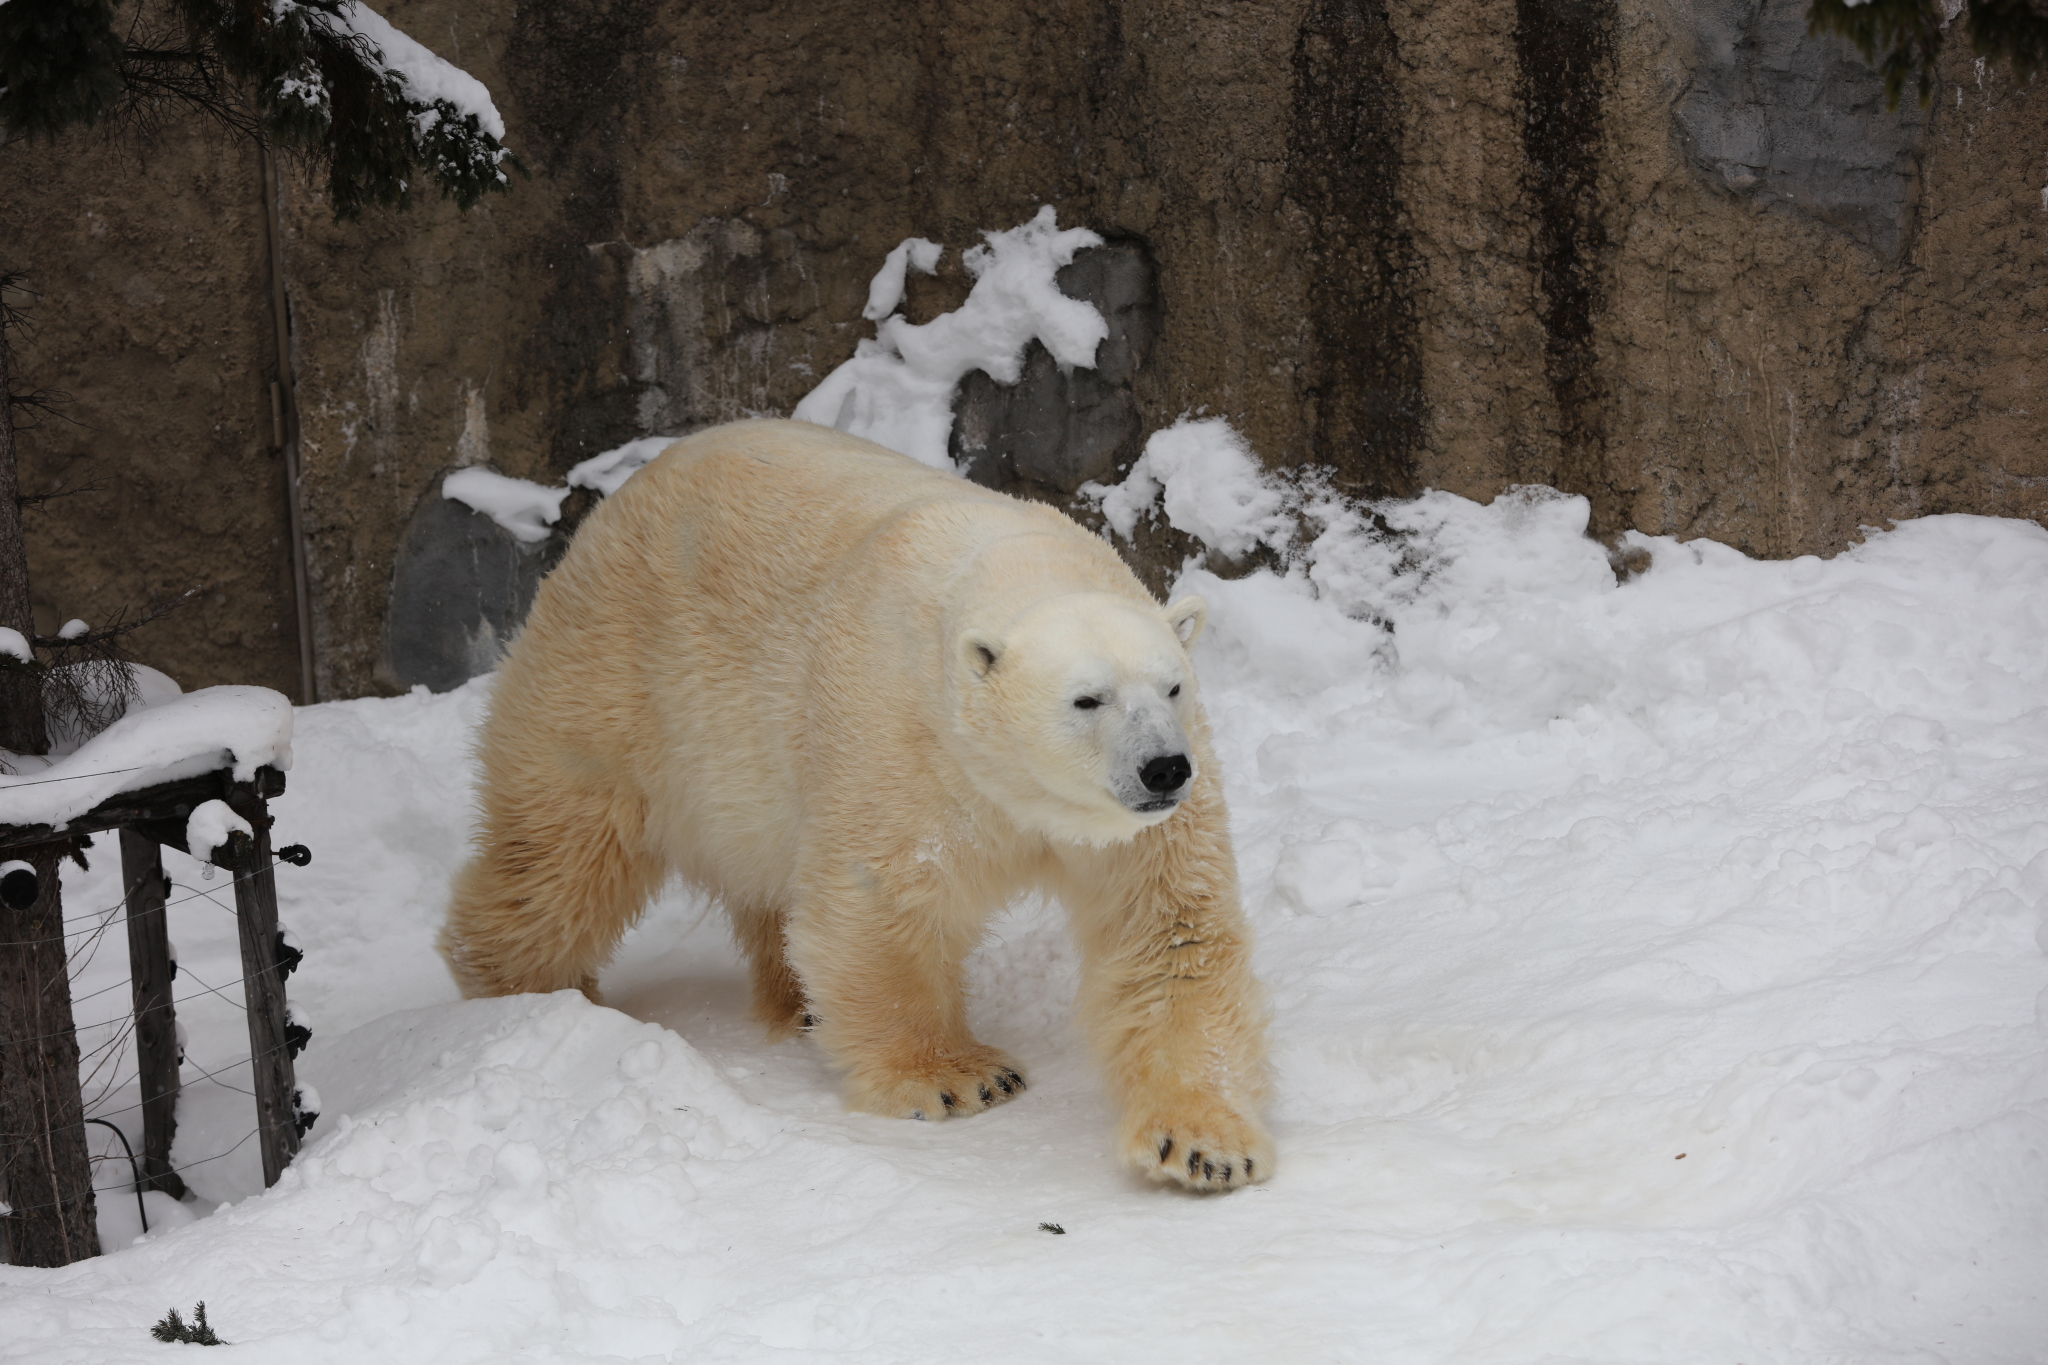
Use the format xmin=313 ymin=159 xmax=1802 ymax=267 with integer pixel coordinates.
xmin=1808 ymin=0 xmax=2048 ymax=108
xmin=0 ymin=0 xmax=521 ymax=218
xmin=150 ymin=1301 xmax=226 ymax=1345
xmin=1966 ymin=0 xmax=2048 ymax=83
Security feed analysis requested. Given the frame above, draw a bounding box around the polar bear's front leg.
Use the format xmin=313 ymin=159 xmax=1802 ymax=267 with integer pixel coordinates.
xmin=1056 ymin=788 xmax=1274 ymax=1191
xmin=785 ymin=869 xmax=1026 ymax=1122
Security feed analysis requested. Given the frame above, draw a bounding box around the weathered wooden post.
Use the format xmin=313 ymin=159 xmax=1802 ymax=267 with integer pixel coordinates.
xmin=118 ymin=831 xmax=184 ymax=1198
xmin=220 ymin=785 xmax=300 ymax=1186
xmin=0 ymin=841 xmax=100 ymax=1265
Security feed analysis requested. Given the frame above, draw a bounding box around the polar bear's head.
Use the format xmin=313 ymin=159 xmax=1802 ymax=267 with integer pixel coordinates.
xmin=952 ymin=592 xmax=1209 ymax=845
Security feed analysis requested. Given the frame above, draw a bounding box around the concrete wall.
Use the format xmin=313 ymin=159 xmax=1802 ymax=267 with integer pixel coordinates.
xmin=2 ymin=128 xmax=299 ymax=696
xmin=4 ymin=0 xmax=2043 ymax=699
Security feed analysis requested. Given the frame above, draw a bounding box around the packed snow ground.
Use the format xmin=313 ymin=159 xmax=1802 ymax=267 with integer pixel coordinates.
xmin=4 ymin=469 xmax=2045 ymax=1361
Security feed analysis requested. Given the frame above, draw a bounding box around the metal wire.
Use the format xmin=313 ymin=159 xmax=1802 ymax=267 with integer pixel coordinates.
xmin=0 ymin=1027 xmax=300 ymax=1155
xmin=0 ymin=1125 xmax=260 ymax=1221
xmin=0 ymin=820 xmax=311 ymax=1236
xmin=3 ymin=960 xmax=258 ymax=1050
xmin=82 ymin=1117 xmax=148 ymax=1233
xmin=0 ymin=763 xmax=155 ymax=792
xmin=0 ymin=851 xmax=284 ymax=950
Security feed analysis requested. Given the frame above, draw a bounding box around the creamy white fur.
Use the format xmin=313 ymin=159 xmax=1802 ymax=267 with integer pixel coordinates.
xmin=440 ymin=419 xmax=1272 ymax=1189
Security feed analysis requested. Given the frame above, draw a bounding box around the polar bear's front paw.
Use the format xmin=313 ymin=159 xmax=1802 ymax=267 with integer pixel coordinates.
xmin=1121 ymin=1100 xmax=1273 ymax=1192
xmin=847 ymin=1045 xmax=1027 ymax=1122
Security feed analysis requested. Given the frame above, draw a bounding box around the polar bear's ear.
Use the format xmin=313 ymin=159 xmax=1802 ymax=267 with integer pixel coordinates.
xmin=959 ymin=630 xmax=1005 ymax=679
xmin=1164 ymin=595 xmax=1208 ymax=648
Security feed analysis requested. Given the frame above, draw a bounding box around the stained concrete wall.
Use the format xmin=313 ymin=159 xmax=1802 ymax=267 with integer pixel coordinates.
xmin=0 ymin=130 xmax=300 ymax=696
xmin=4 ymin=0 xmax=2044 ymax=699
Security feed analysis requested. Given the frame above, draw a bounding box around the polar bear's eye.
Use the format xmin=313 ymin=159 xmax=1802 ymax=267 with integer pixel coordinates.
xmin=1169 ymin=685 xmax=1181 ymax=698
xmin=1073 ymin=697 xmax=1102 ymax=710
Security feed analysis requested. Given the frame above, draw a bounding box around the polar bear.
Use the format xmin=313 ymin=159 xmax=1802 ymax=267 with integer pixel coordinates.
xmin=439 ymin=419 xmax=1271 ymax=1190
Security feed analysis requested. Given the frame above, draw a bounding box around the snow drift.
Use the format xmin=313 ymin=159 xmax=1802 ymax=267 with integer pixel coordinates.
xmin=4 ymin=224 xmax=2044 ymax=1361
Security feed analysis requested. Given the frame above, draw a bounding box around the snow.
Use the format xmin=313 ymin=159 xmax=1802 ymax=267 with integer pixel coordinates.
xmin=439 ymin=438 xmax=677 ymax=540
xmin=183 ymin=801 xmax=252 ymax=862
xmin=1085 ymin=416 xmax=1295 ymax=556
xmin=0 ymin=626 xmax=27 ymax=662
xmin=336 ymin=0 xmax=506 ymax=141
xmin=44 ymin=663 xmax=182 ymax=759
xmin=441 ymin=467 xmax=570 ymax=545
xmin=439 ymin=439 xmax=675 ymax=542
xmin=5 ymin=459 xmax=2045 ymax=1358
xmin=791 ymin=207 xmax=1107 ymax=469
xmin=565 ymin=437 xmax=679 ymax=499
xmin=861 ymin=236 xmax=944 ymax=321
xmin=55 ymin=619 xmax=87 ymax=641
xmin=0 ymin=686 xmax=293 ymax=830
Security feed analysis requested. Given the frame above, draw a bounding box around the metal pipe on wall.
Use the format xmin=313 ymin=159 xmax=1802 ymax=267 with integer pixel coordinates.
xmin=258 ymin=144 xmax=317 ymax=706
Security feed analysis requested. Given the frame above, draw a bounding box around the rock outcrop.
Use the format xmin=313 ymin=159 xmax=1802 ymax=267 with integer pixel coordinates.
xmin=4 ymin=0 xmax=2042 ymax=697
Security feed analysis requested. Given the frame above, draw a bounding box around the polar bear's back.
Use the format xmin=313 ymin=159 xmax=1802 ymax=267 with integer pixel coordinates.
xmin=598 ymin=419 xmax=1136 ymax=627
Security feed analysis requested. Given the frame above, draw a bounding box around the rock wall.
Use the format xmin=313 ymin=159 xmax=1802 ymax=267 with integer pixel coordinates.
xmin=4 ymin=0 xmax=2043 ymax=699
xmin=0 ymin=131 xmax=299 ymax=696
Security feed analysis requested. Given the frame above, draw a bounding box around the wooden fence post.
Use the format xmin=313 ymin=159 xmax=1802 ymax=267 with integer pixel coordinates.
xmin=119 ymin=830 xmax=184 ymax=1199
xmin=223 ymin=798 xmax=299 ymax=1187
xmin=0 ymin=841 xmax=100 ymax=1265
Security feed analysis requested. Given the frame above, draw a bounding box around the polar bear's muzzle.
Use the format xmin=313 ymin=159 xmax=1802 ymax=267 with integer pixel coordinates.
xmin=1123 ymin=750 xmax=1194 ymax=813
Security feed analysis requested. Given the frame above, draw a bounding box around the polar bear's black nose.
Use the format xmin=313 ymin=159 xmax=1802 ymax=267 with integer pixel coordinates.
xmin=1140 ymin=754 xmax=1192 ymax=793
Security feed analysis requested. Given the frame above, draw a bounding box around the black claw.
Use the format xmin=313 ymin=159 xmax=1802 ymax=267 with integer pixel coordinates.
xmin=1202 ymin=1160 xmax=1216 ymax=1181
xmin=800 ymin=1013 xmax=816 ymax=1029
xmin=995 ymin=1073 xmax=1014 ymax=1095
xmin=940 ymin=1091 xmax=956 ymax=1111
xmin=1220 ymin=1164 xmax=1234 ymax=1183
xmin=1158 ymin=1137 xmax=1174 ymax=1162
xmin=1243 ymin=1157 xmax=1254 ymax=1178
xmin=1187 ymin=1150 xmax=1202 ymax=1178
xmin=1004 ymin=1068 xmax=1025 ymax=1091
xmin=978 ymin=1084 xmax=993 ymax=1106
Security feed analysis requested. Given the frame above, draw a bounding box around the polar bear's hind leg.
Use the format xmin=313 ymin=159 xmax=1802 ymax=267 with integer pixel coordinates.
xmin=440 ymin=776 xmax=660 ymax=1003
xmin=731 ymin=904 xmax=810 ymax=1040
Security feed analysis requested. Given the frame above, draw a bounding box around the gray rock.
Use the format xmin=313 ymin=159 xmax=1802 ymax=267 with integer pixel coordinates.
xmin=379 ymin=483 xmax=566 ymax=694
xmin=1675 ymin=0 xmax=1928 ymax=256
xmin=952 ymin=241 xmax=1161 ymax=496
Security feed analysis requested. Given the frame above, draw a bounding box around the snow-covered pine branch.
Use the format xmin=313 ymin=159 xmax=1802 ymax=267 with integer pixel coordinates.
xmin=1807 ymin=0 xmax=2048 ymax=109
xmin=0 ymin=0 xmax=519 ymax=217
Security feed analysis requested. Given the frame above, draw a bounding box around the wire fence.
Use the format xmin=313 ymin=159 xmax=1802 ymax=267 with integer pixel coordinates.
xmin=0 ymin=764 xmax=158 ymax=793
xmin=1 ymin=843 xmax=302 ymax=1234
xmin=4 ymin=1125 xmax=264 ymax=1225
xmin=0 ymin=855 xmax=262 ymax=951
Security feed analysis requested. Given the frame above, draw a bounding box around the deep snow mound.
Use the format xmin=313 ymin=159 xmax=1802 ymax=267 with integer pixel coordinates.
xmin=4 ymin=456 xmax=2045 ymax=1362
